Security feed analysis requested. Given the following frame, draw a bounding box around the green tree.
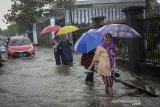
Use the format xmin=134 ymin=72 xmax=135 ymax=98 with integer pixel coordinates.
xmin=54 ymin=0 xmax=75 ymax=9
xmin=4 ymin=0 xmax=52 ymax=34
xmin=0 ymin=23 xmax=18 ymax=37
xmin=4 ymin=0 xmax=76 ymax=34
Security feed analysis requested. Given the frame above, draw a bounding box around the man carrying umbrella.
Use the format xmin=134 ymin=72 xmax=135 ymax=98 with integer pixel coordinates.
xmin=40 ymin=25 xmax=63 ymax=65
xmin=52 ymin=34 xmax=62 ymax=65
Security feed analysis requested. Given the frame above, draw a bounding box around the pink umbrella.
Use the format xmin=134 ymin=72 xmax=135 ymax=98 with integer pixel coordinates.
xmin=40 ymin=26 xmax=61 ymax=35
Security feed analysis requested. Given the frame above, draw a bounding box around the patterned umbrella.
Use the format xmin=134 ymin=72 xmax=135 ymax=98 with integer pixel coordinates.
xmin=97 ymin=24 xmax=141 ymax=38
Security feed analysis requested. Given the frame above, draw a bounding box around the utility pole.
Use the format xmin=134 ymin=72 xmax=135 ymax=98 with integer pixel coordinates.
xmin=69 ymin=0 xmax=73 ymax=24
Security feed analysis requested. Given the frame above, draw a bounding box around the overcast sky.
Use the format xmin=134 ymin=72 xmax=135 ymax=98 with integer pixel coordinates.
xmin=0 ymin=0 xmax=12 ymax=30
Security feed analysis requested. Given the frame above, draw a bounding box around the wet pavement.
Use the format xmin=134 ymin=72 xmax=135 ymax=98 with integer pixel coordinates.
xmin=0 ymin=46 xmax=160 ymax=107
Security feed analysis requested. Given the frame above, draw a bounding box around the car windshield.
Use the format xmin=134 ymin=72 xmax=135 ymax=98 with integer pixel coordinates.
xmin=9 ymin=39 xmax=32 ymax=46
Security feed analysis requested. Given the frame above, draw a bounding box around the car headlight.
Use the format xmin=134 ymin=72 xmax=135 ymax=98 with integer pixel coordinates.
xmin=28 ymin=47 xmax=34 ymax=52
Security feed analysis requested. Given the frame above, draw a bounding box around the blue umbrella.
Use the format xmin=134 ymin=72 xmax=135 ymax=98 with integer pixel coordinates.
xmin=74 ymin=29 xmax=103 ymax=53
xmin=97 ymin=24 xmax=141 ymax=38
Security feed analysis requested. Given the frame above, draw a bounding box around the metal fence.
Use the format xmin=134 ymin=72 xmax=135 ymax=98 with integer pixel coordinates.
xmin=138 ymin=16 xmax=160 ymax=65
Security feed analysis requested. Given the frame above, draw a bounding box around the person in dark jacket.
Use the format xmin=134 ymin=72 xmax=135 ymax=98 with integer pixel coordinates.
xmin=52 ymin=35 xmax=62 ymax=65
xmin=58 ymin=35 xmax=73 ymax=65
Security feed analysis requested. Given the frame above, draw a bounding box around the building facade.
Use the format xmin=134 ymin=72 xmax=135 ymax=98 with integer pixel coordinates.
xmin=65 ymin=0 xmax=146 ymax=24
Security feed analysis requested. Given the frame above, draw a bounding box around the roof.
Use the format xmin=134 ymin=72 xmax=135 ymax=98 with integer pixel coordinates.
xmin=75 ymin=0 xmax=145 ymax=8
xmin=75 ymin=0 xmax=145 ymax=5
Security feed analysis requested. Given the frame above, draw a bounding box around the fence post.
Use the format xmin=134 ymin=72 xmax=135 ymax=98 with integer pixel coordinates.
xmin=122 ymin=6 xmax=145 ymax=73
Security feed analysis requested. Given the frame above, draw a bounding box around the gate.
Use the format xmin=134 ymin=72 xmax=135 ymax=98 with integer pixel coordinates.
xmin=138 ymin=16 xmax=160 ymax=65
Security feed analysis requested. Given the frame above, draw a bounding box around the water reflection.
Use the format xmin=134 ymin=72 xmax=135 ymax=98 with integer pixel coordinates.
xmin=55 ymin=64 xmax=73 ymax=76
xmin=0 ymin=69 xmax=5 ymax=75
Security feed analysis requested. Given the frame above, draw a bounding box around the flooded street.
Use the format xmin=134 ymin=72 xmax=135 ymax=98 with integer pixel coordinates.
xmin=0 ymin=47 xmax=159 ymax=107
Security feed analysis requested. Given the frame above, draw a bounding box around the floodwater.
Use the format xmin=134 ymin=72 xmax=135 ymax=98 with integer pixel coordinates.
xmin=0 ymin=47 xmax=159 ymax=107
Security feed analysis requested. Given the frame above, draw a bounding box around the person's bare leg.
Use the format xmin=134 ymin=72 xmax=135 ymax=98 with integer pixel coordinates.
xmin=105 ymin=86 xmax=108 ymax=94
xmin=107 ymin=87 xmax=113 ymax=97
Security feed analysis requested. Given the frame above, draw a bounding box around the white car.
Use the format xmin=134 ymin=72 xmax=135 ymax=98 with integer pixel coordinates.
xmin=0 ymin=37 xmax=6 ymax=53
